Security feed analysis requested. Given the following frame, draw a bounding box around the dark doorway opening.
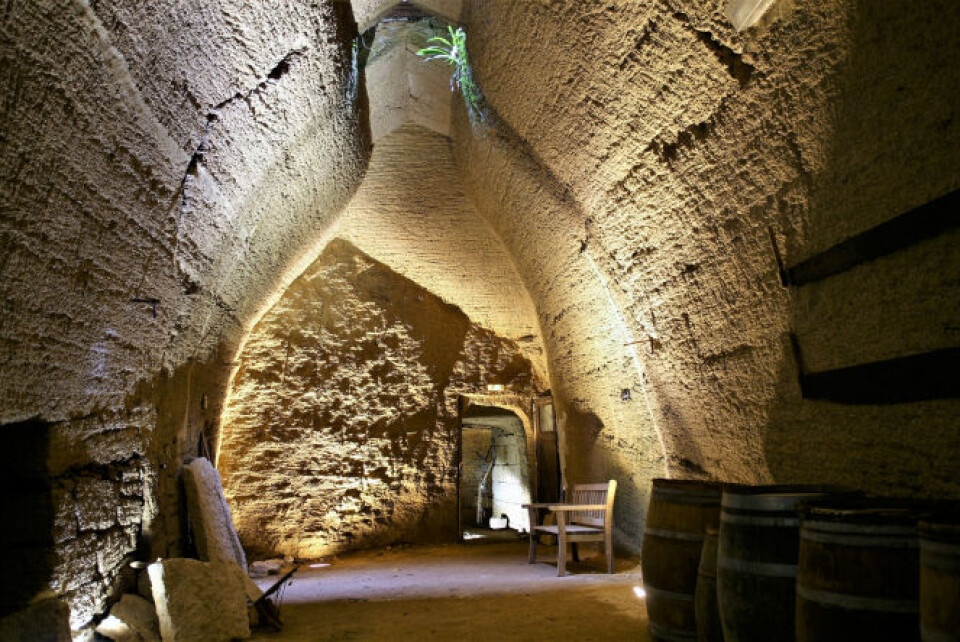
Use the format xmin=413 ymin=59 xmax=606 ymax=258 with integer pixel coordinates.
xmin=458 ymin=404 xmax=532 ymax=542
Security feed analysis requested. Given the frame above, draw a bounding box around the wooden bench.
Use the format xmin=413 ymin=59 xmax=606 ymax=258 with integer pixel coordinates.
xmin=523 ymin=480 xmax=617 ymax=576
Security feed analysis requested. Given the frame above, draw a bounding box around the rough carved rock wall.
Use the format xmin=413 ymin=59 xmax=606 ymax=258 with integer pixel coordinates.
xmin=218 ymin=239 xmax=540 ymax=557
xmin=0 ymin=0 xmax=368 ymax=631
xmin=333 ymin=122 xmax=546 ymax=378
xmin=459 ymin=0 xmax=960 ymax=507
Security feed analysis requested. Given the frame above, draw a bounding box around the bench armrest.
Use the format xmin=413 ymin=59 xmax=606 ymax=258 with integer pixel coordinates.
xmin=521 ymin=503 xmax=555 ymax=509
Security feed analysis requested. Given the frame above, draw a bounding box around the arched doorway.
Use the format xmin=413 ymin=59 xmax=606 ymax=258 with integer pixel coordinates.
xmin=458 ymin=403 xmax=533 ymax=540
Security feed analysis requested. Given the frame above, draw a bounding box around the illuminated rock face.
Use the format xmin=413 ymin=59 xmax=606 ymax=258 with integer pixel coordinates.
xmin=333 ymin=123 xmax=547 ymax=380
xmin=0 ymin=0 xmax=367 ymax=631
xmin=218 ymin=240 xmax=539 ymax=557
xmin=458 ymin=0 xmax=960 ymax=502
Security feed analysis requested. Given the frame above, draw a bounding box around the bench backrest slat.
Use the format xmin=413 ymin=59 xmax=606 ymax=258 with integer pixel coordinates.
xmin=570 ymin=480 xmax=616 ymax=527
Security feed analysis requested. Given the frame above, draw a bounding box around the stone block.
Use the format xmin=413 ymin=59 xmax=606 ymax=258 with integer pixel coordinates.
xmin=96 ymin=529 xmax=134 ymax=577
xmin=182 ymin=458 xmax=246 ymax=568
xmin=75 ymin=477 xmax=120 ymax=531
xmin=65 ymin=580 xmax=112 ymax=632
xmin=117 ymin=497 xmax=143 ymax=527
xmin=95 ymin=594 xmax=160 ymax=642
xmin=136 ymin=570 xmax=153 ymax=604
xmin=52 ymin=533 xmax=102 ymax=593
xmin=148 ymin=559 xmax=250 ymax=642
xmin=52 ymin=483 xmax=79 ymax=544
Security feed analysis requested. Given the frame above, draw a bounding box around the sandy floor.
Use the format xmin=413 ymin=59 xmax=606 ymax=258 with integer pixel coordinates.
xmin=250 ymin=540 xmax=652 ymax=641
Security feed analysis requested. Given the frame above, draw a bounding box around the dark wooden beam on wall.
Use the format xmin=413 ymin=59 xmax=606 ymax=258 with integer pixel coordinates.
xmin=797 ymin=346 xmax=960 ymax=404
xmin=786 ymin=188 xmax=960 ymax=286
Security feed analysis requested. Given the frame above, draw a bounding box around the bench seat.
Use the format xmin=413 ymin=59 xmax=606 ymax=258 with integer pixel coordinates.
xmin=533 ymin=524 xmax=604 ymax=536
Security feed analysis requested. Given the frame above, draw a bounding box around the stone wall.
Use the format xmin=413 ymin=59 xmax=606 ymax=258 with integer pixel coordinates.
xmin=217 ymin=239 xmax=540 ymax=557
xmin=489 ymin=419 xmax=532 ymax=531
xmin=0 ymin=0 xmax=368 ymax=631
xmin=457 ymin=0 xmax=960 ymax=537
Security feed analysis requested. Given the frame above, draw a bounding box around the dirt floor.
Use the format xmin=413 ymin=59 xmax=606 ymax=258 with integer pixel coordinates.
xmin=250 ymin=539 xmax=653 ymax=641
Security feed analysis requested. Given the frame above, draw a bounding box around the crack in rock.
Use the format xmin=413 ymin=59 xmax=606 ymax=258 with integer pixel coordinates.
xmin=171 ymin=47 xmax=308 ymax=304
xmin=673 ymin=11 xmax=755 ymax=88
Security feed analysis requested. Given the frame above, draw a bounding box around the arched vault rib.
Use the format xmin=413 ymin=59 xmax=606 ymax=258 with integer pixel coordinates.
xmin=352 ymin=0 xmax=463 ymax=32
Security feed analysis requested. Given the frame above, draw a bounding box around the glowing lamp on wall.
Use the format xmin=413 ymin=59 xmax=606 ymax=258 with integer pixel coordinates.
xmin=486 ymin=383 xmax=504 ymax=393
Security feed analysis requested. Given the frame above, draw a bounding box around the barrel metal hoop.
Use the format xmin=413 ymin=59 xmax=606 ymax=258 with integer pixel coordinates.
xmin=796 ymin=584 xmax=918 ymax=614
xmin=644 ymin=527 xmax=705 ymax=542
xmin=652 ymin=487 xmax=721 ymax=506
xmin=718 ymin=555 xmax=798 ymax=578
xmin=644 ymin=586 xmax=695 ymax=602
xmin=921 ymin=539 xmax=960 ymax=555
xmin=920 ymin=624 xmax=960 ymax=642
xmin=648 ymin=621 xmax=699 ymax=641
xmin=921 ymin=548 xmax=960 ymax=572
xmin=721 ymin=511 xmax=800 ymax=528
xmin=801 ymin=526 xmax=918 ymax=549
xmin=802 ymin=520 xmax=916 ymax=536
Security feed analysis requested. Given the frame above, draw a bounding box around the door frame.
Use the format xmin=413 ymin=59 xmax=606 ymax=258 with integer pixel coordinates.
xmin=532 ymin=393 xmax=561 ymax=503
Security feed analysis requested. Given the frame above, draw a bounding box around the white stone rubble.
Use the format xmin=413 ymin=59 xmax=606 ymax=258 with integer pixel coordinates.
xmin=94 ymin=594 xmax=160 ymax=642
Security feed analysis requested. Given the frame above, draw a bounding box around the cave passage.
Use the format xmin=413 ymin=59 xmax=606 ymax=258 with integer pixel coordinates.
xmin=2 ymin=0 xmax=959 ymax=639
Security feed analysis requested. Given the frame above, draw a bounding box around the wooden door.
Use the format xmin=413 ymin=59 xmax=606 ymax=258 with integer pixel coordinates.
xmin=533 ymin=396 xmax=562 ymax=503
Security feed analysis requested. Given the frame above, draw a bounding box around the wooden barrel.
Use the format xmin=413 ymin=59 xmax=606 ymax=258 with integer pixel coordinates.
xmin=641 ymin=479 xmax=722 ymax=642
xmin=696 ymin=526 xmax=724 ymax=642
xmin=796 ymin=497 xmax=926 ymax=642
xmin=717 ymin=485 xmax=847 ymax=642
xmin=919 ymin=513 xmax=960 ymax=642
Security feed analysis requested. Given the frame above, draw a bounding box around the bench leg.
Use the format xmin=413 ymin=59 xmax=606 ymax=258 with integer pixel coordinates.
xmin=605 ymin=529 xmax=614 ymax=574
xmin=527 ymin=507 xmax=537 ymax=564
xmin=557 ymin=513 xmax=567 ymax=577
xmin=571 ymin=542 xmax=580 ymax=563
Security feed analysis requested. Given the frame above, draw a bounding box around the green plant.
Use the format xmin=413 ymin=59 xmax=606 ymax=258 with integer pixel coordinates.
xmin=416 ymin=26 xmax=485 ymax=125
